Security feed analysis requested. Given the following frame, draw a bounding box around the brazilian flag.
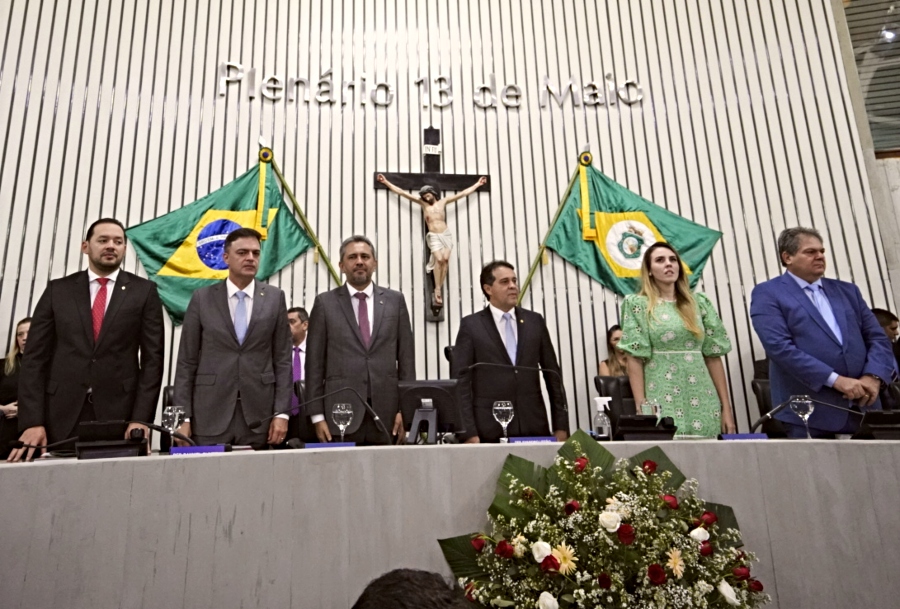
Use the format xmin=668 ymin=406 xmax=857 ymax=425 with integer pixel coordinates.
xmin=544 ymin=152 xmax=721 ymax=296
xmin=126 ymin=150 xmax=314 ymax=323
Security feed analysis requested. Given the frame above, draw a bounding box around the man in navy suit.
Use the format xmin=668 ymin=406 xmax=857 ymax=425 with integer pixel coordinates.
xmin=451 ymin=261 xmax=569 ymax=443
xmin=750 ymin=227 xmax=894 ymax=437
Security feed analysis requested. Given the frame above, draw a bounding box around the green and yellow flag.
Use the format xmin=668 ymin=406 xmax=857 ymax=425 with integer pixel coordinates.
xmin=126 ymin=150 xmax=314 ymax=323
xmin=542 ymin=152 xmax=721 ymax=296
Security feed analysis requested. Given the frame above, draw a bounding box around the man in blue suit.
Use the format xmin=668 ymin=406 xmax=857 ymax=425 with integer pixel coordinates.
xmin=750 ymin=227 xmax=895 ymax=437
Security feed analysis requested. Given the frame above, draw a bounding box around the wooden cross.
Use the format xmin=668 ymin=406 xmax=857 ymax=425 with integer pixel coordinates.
xmin=375 ymin=127 xmax=490 ymax=322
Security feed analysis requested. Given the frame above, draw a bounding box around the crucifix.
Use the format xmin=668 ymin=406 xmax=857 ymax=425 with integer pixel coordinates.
xmin=375 ymin=127 xmax=489 ymax=322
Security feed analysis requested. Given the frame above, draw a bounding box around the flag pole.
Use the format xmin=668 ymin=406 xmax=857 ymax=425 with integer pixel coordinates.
xmin=517 ymin=165 xmax=580 ymax=305
xmin=268 ymin=154 xmax=342 ymax=287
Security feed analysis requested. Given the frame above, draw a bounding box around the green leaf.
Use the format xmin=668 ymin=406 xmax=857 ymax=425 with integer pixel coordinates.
xmin=438 ymin=535 xmax=488 ymax=580
xmin=704 ymin=502 xmax=742 ymax=548
xmin=490 ymin=599 xmax=516 ymax=607
xmin=488 ymin=454 xmax=549 ymax=521
xmin=561 ymin=593 xmax=576 ymax=603
xmin=557 ymin=429 xmax=617 ymax=474
xmin=628 ymin=445 xmax=686 ymax=490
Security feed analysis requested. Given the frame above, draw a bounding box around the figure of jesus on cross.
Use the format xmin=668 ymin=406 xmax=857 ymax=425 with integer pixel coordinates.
xmin=377 ymin=174 xmax=487 ymax=308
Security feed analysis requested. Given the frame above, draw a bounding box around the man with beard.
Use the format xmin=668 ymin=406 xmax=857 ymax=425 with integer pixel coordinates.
xmin=9 ymin=219 xmax=165 ymax=461
xmin=305 ymin=235 xmax=415 ymax=445
xmin=376 ymin=173 xmax=487 ymax=309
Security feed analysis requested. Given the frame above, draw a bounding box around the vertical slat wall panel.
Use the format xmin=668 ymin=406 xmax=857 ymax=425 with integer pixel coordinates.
xmin=0 ymin=0 xmax=893 ymax=434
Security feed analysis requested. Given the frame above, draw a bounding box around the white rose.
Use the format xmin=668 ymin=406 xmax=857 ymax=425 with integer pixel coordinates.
xmin=536 ymin=591 xmax=559 ymax=609
xmin=717 ymin=580 xmax=740 ymax=606
xmin=689 ymin=527 xmax=710 ymax=542
xmin=598 ymin=511 xmax=622 ymax=532
xmin=532 ymin=540 xmax=552 ymax=563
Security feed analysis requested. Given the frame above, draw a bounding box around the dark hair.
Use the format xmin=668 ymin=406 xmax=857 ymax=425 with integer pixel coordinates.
xmin=85 ymin=218 xmax=127 ymax=242
xmin=606 ymin=324 xmax=622 ymax=349
xmin=871 ymin=308 xmax=899 ymax=327
xmin=351 ymin=569 xmax=469 ymax=609
xmin=777 ymin=227 xmax=822 ymax=267
xmin=287 ymin=306 xmax=309 ymax=323
xmin=479 ymin=260 xmax=515 ymax=298
xmin=339 ymin=235 xmax=377 ymax=261
xmin=224 ymin=227 xmax=262 ymax=252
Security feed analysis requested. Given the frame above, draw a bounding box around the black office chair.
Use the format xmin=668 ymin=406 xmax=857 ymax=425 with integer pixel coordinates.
xmin=160 ymin=386 xmax=175 ymax=452
xmin=750 ymin=378 xmax=786 ymax=437
xmin=594 ymin=375 xmax=635 ymax=434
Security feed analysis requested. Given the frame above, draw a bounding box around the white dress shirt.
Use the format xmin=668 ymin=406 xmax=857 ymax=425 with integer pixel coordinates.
xmin=226 ymin=278 xmax=256 ymax=323
xmin=489 ymin=303 xmax=518 ymax=350
xmin=88 ymin=268 xmax=120 ymax=313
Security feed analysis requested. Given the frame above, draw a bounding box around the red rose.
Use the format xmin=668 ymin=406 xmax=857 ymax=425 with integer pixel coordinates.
xmin=465 ymin=582 xmax=476 ymax=602
xmin=699 ymin=541 xmax=714 ymax=556
xmin=617 ymin=523 xmax=635 ymax=545
xmin=540 ymin=554 xmax=561 ymax=572
xmin=471 ymin=537 xmax=485 ymax=553
xmin=647 ymin=563 xmax=667 ymax=585
xmin=733 ymin=566 xmax=751 ymax=581
xmin=748 ymin=579 xmax=764 ymax=592
xmin=521 ymin=487 xmax=535 ymax=501
xmin=642 ymin=460 xmax=657 ymax=474
xmin=565 ymin=500 xmax=581 ymax=515
xmin=700 ymin=510 xmax=718 ymax=525
xmin=574 ymin=456 xmax=589 ymax=473
xmin=661 ymin=494 xmax=679 ymax=509
xmin=494 ymin=540 xmax=515 ymax=558
xmin=597 ymin=573 xmax=612 ymax=589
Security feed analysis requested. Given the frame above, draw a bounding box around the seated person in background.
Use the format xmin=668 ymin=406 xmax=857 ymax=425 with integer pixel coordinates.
xmin=598 ymin=324 xmax=629 ymax=377
xmin=352 ymin=569 xmax=469 ymax=609
xmin=0 ymin=318 xmax=30 ymax=459
xmin=871 ymin=308 xmax=899 ymax=367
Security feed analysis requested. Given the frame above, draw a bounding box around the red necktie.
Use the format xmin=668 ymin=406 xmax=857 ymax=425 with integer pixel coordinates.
xmin=92 ymin=277 xmax=110 ymax=342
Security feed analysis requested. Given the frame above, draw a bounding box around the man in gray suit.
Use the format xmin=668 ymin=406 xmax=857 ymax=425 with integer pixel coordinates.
xmin=174 ymin=228 xmax=292 ymax=449
xmin=306 ymin=235 xmax=416 ymax=445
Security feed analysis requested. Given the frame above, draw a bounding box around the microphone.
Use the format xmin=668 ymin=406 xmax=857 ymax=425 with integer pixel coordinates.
xmin=126 ymin=421 xmax=196 ymax=446
xmin=8 ymin=436 xmax=80 ymax=451
xmin=464 ymin=361 xmax=568 ymax=412
xmin=247 ymin=385 xmax=393 ymax=445
xmin=750 ymin=397 xmax=865 ymax=433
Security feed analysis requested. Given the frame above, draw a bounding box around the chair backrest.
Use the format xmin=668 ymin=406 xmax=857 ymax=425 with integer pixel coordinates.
xmin=594 ymin=375 xmax=635 ymax=432
xmin=750 ymin=378 xmax=786 ymax=437
xmin=162 ymin=385 xmax=174 ymax=408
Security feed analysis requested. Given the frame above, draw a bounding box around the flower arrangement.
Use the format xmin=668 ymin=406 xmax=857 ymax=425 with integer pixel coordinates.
xmin=439 ymin=431 xmax=769 ymax=608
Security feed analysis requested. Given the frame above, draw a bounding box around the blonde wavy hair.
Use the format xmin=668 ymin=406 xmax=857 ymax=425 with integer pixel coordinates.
xmin=637 ymin=244 xmax=702 ymax=339
xmin=4 ymin=317 xmax=30 ymax=376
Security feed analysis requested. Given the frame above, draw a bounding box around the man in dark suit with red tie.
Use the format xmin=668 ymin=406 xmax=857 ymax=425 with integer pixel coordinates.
xmin=451 ymin=260 xmax=569 ymax=443
xmin=9 ymin=219 xmax=165 ymax=461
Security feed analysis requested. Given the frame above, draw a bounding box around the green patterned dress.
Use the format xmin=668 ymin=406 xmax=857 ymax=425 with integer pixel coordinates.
xmin=618 ymin=293 xmax=732 ymax=438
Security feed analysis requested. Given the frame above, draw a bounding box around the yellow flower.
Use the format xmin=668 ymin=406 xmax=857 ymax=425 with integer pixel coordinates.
xmin=666 ymin=548 xmax=685 ymax=579
xmin=551 ymin=544 xmax=578 ymax=575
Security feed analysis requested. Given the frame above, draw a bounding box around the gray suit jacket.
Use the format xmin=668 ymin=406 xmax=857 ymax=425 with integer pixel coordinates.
xmin=305 ymin=284 xmax=416 ymax=435
xmin=174 ymin=280 xmax=292 ymax=436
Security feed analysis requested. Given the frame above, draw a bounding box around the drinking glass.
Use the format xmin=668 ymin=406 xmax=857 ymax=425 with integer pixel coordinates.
xmin=492 ymin=401 xmax=515 ymax=442
xmin=161 ymin=405 xmax=185 ymax=434
xmin=789 ymin=395 xmax=815 ymax=439
xmin=332 ymin=403 xmax=354 ymax=442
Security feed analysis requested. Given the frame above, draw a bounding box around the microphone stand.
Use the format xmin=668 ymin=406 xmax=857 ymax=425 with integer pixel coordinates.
xmin=750 ymin=396 xmax=865 ymax=433
xmin=127 ymin=421 xmax=196 ymax=447
xmin=247 ymin=386 xmax=394 ymax=445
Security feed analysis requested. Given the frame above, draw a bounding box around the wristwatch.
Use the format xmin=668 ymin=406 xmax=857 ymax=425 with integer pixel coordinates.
xmin=863 ymin=373 xmax=885 ymax=388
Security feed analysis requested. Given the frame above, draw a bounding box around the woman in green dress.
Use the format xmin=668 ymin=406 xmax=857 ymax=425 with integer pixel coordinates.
xmin=619 ymin=243 xmax=736 ymax=437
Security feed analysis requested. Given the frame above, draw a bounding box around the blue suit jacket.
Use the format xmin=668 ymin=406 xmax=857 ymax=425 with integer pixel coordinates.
xmin=750 ymin=273 xmax=895 ymax=431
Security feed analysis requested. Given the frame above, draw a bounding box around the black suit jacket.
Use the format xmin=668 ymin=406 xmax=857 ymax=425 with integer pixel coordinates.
xmin=17 ymin=270 xmax=165 ymax=443
xmin=451 ymin=306 xmax=568 ymax=442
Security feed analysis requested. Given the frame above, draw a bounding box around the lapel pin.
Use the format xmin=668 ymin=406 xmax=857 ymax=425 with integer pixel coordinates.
xmin=519 ymin=319 xmax=523 ymax=323
xmin=121 ymin=286 xmax=126 ymax=290
xmin=380 ymin=300 xmax=384 ymax=304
